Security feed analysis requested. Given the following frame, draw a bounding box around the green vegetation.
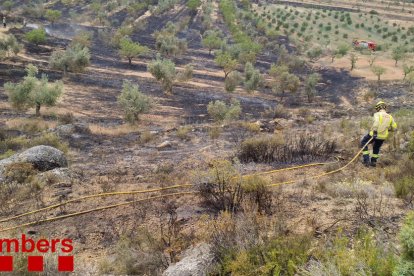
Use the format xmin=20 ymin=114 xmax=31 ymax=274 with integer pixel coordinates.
xmin=394 ymin=212 xmax=414 ymax=275
xmin=207 ymin=100 xmax=241 ymax=122
xmin=49 ymin=45 xmax=91 ymax=74
xmin=215 ymin=51 xmax=238 ymax=80
xmin=305 ymin=73 xmax=321 ymax=102
xmin=148 ymin=56 xmax=193 ymax=94
xmin=154 ymin=22 xmax=187 ymax=57
xmin=117 ymin=81 xmax=152 ymax=124
xmin=4 ymin=65 xmax=63 ymax=116
xmin=372 ymin=65 xmax=386 ymax=82
xmin=392 ymin=45 xmax=406 ymax=66
xmin=119 ymin=38 xmax=149 ymax=65
xmin=25 ymin=28 xmax=46 ymax=46
xmin=45 ymin=9 xmax=62 ymax=24
xmin=0 ymin=34 xmax=21 ymax=60
xmin=244 ymin=62 xmax=261 ymax=92
xmin=202 ymin=30 xmax=222 ymax=55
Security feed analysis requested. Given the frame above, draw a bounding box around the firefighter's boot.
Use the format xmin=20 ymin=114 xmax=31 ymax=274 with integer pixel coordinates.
xmin=362 ymin=154 xmax=370 ymax=167
xmin=370 ymin=158 xmax=377 ymax=167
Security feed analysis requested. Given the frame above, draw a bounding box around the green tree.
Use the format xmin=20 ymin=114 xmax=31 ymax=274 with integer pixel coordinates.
xmin=392 ymin=46 xmax=406 ymax=66
xmin=4 ymin=64 xmax=63 ymax=116
xmin=25 ymin=29 xmax=47 ymax=46
xmin=187 ymin=0 xmax=201 ymax=14
xmin=393 ymin=212 xmax=414 ymax=276
xmin=45 ymin=9 xmax=62 ymax=24
xmin=349 ymin=53 xmax=358 ymax=70
xmin=49 ymin=45 xmax=90 ymax=75
xmin=0 ymin=34 xmax=21 ymax=59
xmin=244 ymin=62 xmax=261 ymax=92
xmin=117 ymin=81 xmax=152 ymax=124
xmin=119 ymin=38 xmax=149 ymax=65
xmin=154 ymin=22 xmax=187 ymax=57
xmin=278 ymin=72 xmax=300 ymax=100
xmin=215 ymin=51 xmax=238 ymax=80
xmin=307 ymin=47 xmax=323 ymax=62
xmin=402 ymin=64 xmax=414 ymax=80
xmin=148 ymin=56 xmax=193 ymax=94
xmin=2 ymin=1 xmax=13 ymax=12
xmin=202 ymin=30 xmax=222 ymax=55
xmin=371 ymin=65 xmax=386 ymax=82
xmin=305 ymin=73 xmax=321 ymax=102
xmin=225 ymin=71 xmax=242 ymax=93
xmin=330 ymin=43 xmax=349 ymax=63
xmin=207 ymin=99 xmax=241 ymax=122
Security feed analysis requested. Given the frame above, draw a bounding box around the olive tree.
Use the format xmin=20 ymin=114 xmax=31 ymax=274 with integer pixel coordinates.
xmin=4 ymin=64 xmax=63 ymax=116
xmin=371 ymin=65 xmax=386 ymax=83
xmin=392 ymin=45 xmax=406 ymax=66
xmin=0 ymin=34 xmax=21 ymax=59
xmin=402 ymin=64 xmax=414 ymax=80
xmin=202 ymin=30 xmax=222 ymax=55
xmin=45 ymin=9 xmax=62 ymax=24
xmin=148 ymin=55 xmax=192 ymax=94
xmin=225 ymin=71 xmax=242 ymax=93
xmin=25 ymin=29 xmax=46 ymax=46
xmin=305 ymin=73 xmax=321 ymax=102
xmin=349 ymin=53 xmax=358 ymax=70
xmin=49 ymin=45 xmax=90 ymax=75
xmin=117 ymin=81 xmax=152 ymax=124
xmin=154 ymin=22 xmax=187 ymax=58
xmin=244 ymin=62 xmax=261 ymax=92
xmin=119 ymin=38 xmax=149 ymax=65
xmin=215 ymin=51 xmax=238 ymax=80
xmin=207 ymin=99 xmax=241 ymax=122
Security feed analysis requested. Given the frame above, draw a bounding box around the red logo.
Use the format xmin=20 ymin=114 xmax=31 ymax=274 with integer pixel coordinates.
xmin=0 ymin=235 xmax=73 ymax=272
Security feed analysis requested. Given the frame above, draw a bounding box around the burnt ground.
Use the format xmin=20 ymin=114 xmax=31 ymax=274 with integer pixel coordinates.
xmin=0 ymin=3 xmax=413 ymax=271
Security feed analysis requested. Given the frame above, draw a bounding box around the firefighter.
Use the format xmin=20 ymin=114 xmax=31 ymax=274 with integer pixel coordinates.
xmin=361 ymin=101 xmax=397 ymax=167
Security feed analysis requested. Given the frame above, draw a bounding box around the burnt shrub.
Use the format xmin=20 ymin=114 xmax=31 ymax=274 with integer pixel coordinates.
xmin=238 ymin=134 xmax=336 ymax=163
xmin=194 ymin=160 xmax=273 ymax=213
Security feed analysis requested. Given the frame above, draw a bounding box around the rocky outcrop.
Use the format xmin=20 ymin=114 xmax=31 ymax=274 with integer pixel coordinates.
xmin=0 ymin=146 xmax=68 ymax=182
xmin=163 ymin=243 xmax=215 ymax=276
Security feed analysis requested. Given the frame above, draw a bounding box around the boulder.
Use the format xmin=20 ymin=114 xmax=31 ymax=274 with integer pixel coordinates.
xmin=0 ymin=146 xmax=68 ymax=182
xmin=163 ymin=243 xmax=214 ymax=276
xmin=156 ymin=141 xmax=174 ymax=150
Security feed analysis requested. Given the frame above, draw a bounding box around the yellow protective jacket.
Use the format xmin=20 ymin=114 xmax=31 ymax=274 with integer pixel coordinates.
xmin=369 ymin=109 xmax=397 ymax=140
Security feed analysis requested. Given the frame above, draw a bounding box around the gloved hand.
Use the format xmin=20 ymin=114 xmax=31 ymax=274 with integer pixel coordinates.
xmin=373 ymin=131 xmax=378 ymax=139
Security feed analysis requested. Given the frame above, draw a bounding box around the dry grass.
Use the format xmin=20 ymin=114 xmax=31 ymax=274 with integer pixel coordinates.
xmin=6 ymin=118 xmax=57 ymax=132
xmin=89 ymin=124 xmax=140 ymax=136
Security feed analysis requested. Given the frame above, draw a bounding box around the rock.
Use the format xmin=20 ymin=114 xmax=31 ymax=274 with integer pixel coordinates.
xmin=163 ymin=243 xmax=214 ymax=276
xmin=55 ymin=123 xmax=90 ymax=137
xmin=0 ymin=146 xmax=68 ymax=182
xmin=37 ymin=168 xmax=73 ymax=185
xmin=156 ymin=141 xmax=173 ymax=150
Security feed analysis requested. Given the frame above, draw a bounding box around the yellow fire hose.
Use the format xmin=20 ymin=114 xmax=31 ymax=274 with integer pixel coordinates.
xmin=0 ymin=139 xmax=372 ymax=233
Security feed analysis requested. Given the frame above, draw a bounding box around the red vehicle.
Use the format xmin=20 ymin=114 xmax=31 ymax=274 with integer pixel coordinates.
xmin=353 ymin=39 xmax=376 ymax=51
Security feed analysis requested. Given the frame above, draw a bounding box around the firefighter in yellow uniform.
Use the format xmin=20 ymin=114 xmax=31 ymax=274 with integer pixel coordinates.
xmin=361 ymin=101 xmax=397 ymax=167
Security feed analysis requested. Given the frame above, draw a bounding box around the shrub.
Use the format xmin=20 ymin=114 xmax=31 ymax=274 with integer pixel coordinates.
xmin=225 ymin=71 xmax=242 ymax=93
xmin=71 ymin=31 xmax=93 ymax=48
xmin=117 ymin=81 xmax=152 ymax=124
xmin=5 ymin=64 xmax=63 ymax=116
xmin=49 ymin=45 xmax=90 ymax=74
xmin=45 ymin=9 xmax=62 ymax=24
xmin=154 ymin=22 xmax=187 ymax=57
xmin=394 ymin=176 xmax=414 ymax=205
xmin=0 ymin=34 xmax=21 ymax=60
xmin=25 ymin=28 xmax=46 ymax=46
xmin=392 ymin=45 xmax=406 ymax=66
xmin=239 ymin=134 xmax=336 ymax=163
xmin=307 ymin=47 xmax=323 ymax=61
xmin=244 ymin=62 xmax=261 ymax=92
xmin=119 ymin=38 xmax=149 ymax=65
xmin=393 ymin=212 xmax=414 ymax=276
xmin=176 ymin=126 xmax=191 ymax=140
xmin=207 ymin=99 xmax=241 ymax=122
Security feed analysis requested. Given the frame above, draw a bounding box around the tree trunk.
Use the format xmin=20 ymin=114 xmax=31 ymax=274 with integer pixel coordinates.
xmin=224 ymin=71 xmax=229 ymax=80
xmin=209 ymin=49 xmax=212 ymax=55
xmin=35 ymin=104 xmax=41 ymax=117
xmin=128 ymin=57 xmax=132 ymax=65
